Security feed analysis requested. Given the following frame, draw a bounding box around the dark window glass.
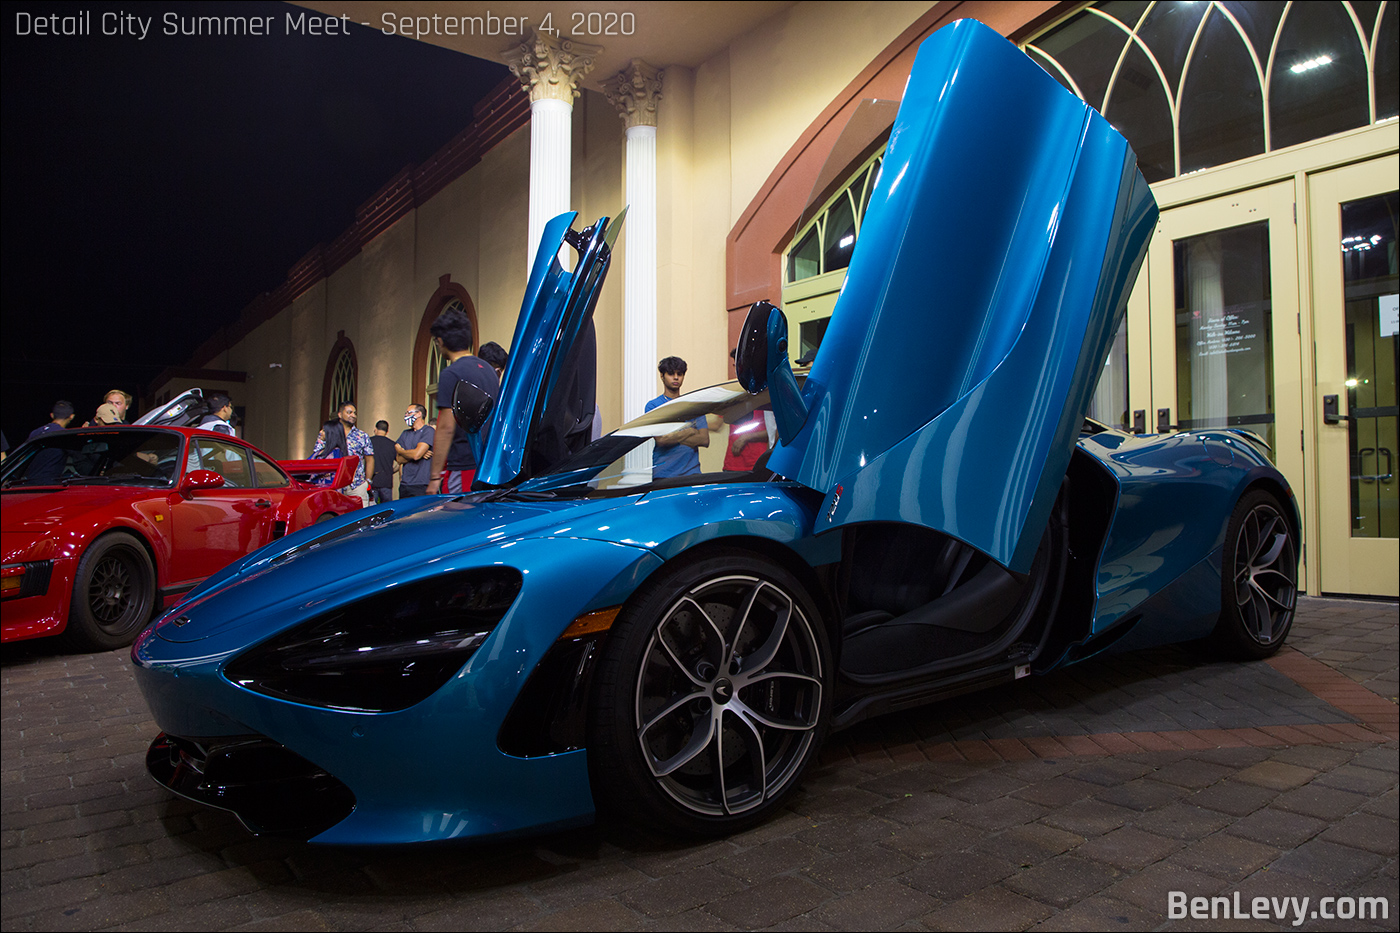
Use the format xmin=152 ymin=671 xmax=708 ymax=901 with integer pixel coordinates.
xmin=1376 ymin=2 xmax=1398 ymax=120
xmin=788 ymin=225 xmax=821 ymax=282
xmin=1099 ymin=0 xmax=1152 ymax=32
xmin=251 ymin=452 xmax=290 ymax=488
xmin=799 ymin=317 xmax=830 ymax=362
xmin=1026 ymin=47 xmax=1079 ymax=96
xmin=1270 ymin=1 xmax=1370 ymax=150
xmin=195 ymin=439 xmax=252 ymax=488
xmin=0 ymin=431 xmax=180 ymax=488
xmin=1173 ymin=222 xmax=1276 ymax=448
xmin=1348 ymin=0 xmax=1384 ymax=45
xmin=1033 ymin=11 xmax=1130 ymax=110
xmin=1180 ymin=9 xmax=1265 ymax=174
xmin=1340 ymin=191 xmax=1399 ymax=538
xmin=1136 ymin=0 xmax=1212 ymax=100
xmin=1104 ymin=41 xmax=1176 ymax=182
xmin=1220 ymin=1 xmax=1287 ymax=70
xmin=822 ymin=193 xmax=857 ymax=274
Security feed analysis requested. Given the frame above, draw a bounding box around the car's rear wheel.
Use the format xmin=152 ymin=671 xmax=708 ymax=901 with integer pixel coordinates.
xmin=589 ymin=553 xmax=831 ymax=836
xmin=1208 ymin=490 xmax=1298 ymax=659
xmin=62 ymin=532 xmax=156 ymax=651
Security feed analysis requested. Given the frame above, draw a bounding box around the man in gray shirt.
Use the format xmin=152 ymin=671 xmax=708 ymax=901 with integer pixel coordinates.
xmin=395 ymin=403 xmax=435 ymax=497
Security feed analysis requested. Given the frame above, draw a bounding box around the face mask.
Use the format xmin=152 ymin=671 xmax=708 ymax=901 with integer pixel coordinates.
xmin=404 ymin=413 xmax=417 ymax=427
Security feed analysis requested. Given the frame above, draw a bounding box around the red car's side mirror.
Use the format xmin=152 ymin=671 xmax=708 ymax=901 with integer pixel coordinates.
xmin=180 ymin=469 xmax=226 ymax=497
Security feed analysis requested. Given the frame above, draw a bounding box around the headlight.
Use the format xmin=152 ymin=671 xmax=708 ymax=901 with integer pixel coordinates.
xmin=224 ymin=567 xmax=522 ymax=712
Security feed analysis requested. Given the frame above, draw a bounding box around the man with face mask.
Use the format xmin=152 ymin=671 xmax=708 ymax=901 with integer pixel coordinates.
xmin=395 ymin=403 xmax=434 ymax=498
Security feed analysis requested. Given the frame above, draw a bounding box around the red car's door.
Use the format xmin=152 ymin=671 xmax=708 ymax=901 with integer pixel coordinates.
xmin=169 ymin=438 xmax=276 ymax=586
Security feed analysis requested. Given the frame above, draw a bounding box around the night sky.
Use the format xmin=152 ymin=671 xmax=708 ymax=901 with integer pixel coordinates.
xmin=1 ymin=1 xmax=508 ymax=449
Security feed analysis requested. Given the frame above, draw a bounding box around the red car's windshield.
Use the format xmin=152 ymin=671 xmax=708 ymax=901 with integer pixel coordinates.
xmin=1 ymin=430 xmax=181 ymax=488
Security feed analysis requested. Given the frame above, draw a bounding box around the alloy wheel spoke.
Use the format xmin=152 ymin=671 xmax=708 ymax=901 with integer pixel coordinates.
xmin=737 ymin=586 xmax=793 ymax=676
xmin=647 ymin=705 xmax=718 ymax=778
xmin=731 ymin=696 xmax=818 ymax=732
xmin=1252 ymin=530 xmax=1286 ymax=570
xmin=1250 ymin=576 xmax=1294 ymax=613
xmin=725 ymin=708 xmax=769 ymax=812
xmin=1249 ymin=588 xmax=1273 ymax=642
xmin=639 ymin=688 xmax=709 ymax=738
xmin=723 ymin=580 xmax=765 ymax=670
xmin=678 ymin=596 xmax=729 ymax=658
xmin=653 ymin=628 xmax=709 ymax=688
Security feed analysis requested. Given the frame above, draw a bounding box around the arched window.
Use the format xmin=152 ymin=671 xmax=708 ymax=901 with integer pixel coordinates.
xmin=320 ymin=331 xmax=358 ymax=421
xmin=781 ymin=148 xmax=886 ymax=363
xmin=1024 ymin=1 xmax=1393 ymax=182
xmin=412 ymin=275 xmax=479 ymax=422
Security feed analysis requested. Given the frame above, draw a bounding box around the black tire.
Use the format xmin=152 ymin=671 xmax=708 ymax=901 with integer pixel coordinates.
xmin=62 ymin=532 xmax=156 ymax=651
xmin=588 ymin=552 xmax=831 ymax=836
xmin=315 ymin=512 xmax=337 ymax=524
xmin=1208 ymin=490 xmax=1299 ymax=660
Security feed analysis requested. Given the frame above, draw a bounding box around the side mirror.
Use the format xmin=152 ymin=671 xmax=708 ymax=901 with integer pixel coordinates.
xmin=734 ymin=303 xmax=771 ymax=393
xmin=452 ymin=376 xmax=496 ymax=434
xmin=180 ymin=469 xmax=225 ymax=497
xmin=736 ymin=300 xmax=810 ymax=443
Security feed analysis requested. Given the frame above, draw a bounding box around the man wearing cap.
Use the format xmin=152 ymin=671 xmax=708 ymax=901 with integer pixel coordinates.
xmin=82 ymin=390 xmax=130 ymax=427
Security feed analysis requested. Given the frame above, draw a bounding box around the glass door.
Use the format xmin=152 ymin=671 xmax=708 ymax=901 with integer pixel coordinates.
xmin=1308 ymin=156 xmax=1399 ymax=597
xmin=1147 ymin=180 xmax=1307 ymax=584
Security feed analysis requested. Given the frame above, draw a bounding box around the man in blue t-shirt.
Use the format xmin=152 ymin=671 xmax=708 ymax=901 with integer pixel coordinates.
xmin=644 ymin=356 xmax=709 ymax=478
xmin=425 ymin=307 xmax=499 ymax=495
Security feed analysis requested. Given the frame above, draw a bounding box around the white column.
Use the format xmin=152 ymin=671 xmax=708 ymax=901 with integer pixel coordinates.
xmin=622 ymin=122 xmax=658 ymax=423
xmin=604 ymin=61 xmax=664 ymax=425
xmin=502 ymin=33 xmax=602 ymax=273
xmin=527 ymin=98 xmax=573 ymax=270
xmin=604 ymin=61 xmax=664 ymax=484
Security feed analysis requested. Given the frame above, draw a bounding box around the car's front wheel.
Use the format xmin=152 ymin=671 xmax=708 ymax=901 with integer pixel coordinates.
xmin=1208 ymin=490 xmax=1298 ymax=659
xmin=589 ymin=552 xmax=831 ymax=835
xmin=62 ymin=532 xmax=156 ymax=651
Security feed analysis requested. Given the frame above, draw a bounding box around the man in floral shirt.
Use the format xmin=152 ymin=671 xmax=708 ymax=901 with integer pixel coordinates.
xmin=312 ymin=401 xmax=374 ymax=506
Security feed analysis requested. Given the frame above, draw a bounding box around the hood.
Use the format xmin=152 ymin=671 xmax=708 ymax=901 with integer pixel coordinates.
xmin=766 ymin=19 xmax=1158 ymax=573
xmin=2 ymin=485 xmax=148 ymax=533
xmin=475 ymin=211 xmax=623 ymax=488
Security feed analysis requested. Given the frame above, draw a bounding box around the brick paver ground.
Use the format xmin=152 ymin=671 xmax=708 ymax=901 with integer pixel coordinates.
xmin=3 ymin=596 xmax=1395 ymax=931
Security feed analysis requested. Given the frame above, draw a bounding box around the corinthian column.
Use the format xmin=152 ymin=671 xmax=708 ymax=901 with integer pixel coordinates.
xmin=603 ymin=61 xmax=663 ymax=426
xmin=603 ymin=61 xmax=663 ymax=485
xmin=502 ymin=32 xmax=602 ymax=271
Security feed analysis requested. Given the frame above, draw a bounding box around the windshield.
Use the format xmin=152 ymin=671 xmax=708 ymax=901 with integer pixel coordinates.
xmin=513 ymin=382 xmax=784 ymax=497
xmin=1 ymin=430 xmax=182 ymax=489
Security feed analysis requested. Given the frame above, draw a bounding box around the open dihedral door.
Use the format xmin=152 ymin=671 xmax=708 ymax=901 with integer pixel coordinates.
xmin=767 ymin=20 xmax=1157 ymax=573
xmin=474 ymin=211 xmax=622 ymax=488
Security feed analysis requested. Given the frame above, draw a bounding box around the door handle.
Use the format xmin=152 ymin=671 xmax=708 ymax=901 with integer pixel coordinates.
xmin=1323 ymin=394 xmax=1349 ymax=425
xmin=1132 ymin=409 xmax=1146 ymax=434
xmin=1157 ymin=408 xmax=1177 ymax=433
xmin=1358 ymin=447 xmax=1394 ymax=483
xmin=254 ymin=499 xmax=272 ymax=509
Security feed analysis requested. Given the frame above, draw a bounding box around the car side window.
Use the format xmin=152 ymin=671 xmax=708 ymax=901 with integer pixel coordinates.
xmin=250 ymin=451 xmax=290 ymax=488
xmin=193 ymin=439 xmax=252 ymax=488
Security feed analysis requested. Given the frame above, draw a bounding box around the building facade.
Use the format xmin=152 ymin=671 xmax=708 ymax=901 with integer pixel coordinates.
xmin=153 ymin=1 xmax=1398 ymax=597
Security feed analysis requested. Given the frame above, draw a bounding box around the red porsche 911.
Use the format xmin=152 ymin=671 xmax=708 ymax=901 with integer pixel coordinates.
xmin=2 ymin=412 xmax=362 ymax=650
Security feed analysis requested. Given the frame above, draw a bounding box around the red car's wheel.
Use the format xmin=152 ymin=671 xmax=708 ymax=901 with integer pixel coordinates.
xmin=62 ymin=532 xmax=156 ymax=652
